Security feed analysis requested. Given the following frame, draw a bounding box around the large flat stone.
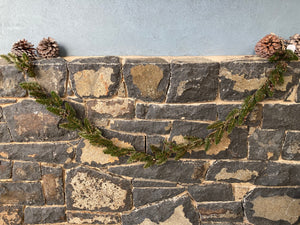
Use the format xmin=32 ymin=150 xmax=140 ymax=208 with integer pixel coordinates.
xmin=122 ymin=193 xmax=200 ymax=225
xmin=2 ymin=100 xmax=77 ymax=142
xmin=12 ymin=161 xmax=41 ymax=181
xmin=66 ymin=167 xmax=132 ymax=212
xmin=24 ymin=206 xmax=66 ymax=224
xmin=166 ymin=59 xmax=219 ymax=103
xmin=282 ymin=131 xmax=300 ymax=160
xmin=244 ymin=188 xmax=300 ymax=225
xmin=0 ymin=205 xmax=23 ymax=225
xmin=68 ymin=56 xmax=121 ymax=98
xmin=123 ymin=58 xmax=170 ymax=102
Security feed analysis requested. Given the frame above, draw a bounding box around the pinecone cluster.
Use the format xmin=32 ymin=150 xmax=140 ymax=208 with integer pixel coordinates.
xmin=11 ymin=37 xmax=59 ymax=59
xmin=255 ymin=34 xmax=283 ymax=58
xmin=287 ymin=34 xmax=300 ymax=57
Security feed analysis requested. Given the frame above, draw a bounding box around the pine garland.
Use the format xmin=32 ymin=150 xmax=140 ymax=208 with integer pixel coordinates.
xmin=1 ymin=50 xmax=298 ymax=168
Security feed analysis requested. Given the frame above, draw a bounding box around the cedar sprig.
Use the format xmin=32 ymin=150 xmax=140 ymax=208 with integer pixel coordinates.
xmin=1 ymin=53 xmax=35 ymax=77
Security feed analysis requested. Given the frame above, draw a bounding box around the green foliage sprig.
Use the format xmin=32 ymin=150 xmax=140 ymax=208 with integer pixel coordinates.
xmin=1 ymin=49 xmax=298 ymax=168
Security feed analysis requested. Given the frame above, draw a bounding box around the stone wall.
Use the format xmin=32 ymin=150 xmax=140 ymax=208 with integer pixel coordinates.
xmin=0 ymin=56 xmax=299 ymax=225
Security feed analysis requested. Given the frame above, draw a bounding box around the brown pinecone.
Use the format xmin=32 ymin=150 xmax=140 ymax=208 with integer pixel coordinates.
xmin=255 ymin=34 xmax=283 ymax=58
xmin=37 ymin=37 xmax=59 ymax=58
xmin=11 ymin=39 xmax=37 ymax=59
xmin=288 ymin=34 xmax=300 ymax=56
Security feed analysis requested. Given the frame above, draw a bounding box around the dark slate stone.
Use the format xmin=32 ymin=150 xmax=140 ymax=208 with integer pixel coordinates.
xmin=133 ymin=187 xmax=185 ymax=207
xmin=66 ymin=167 xmax=132 ymax=212
xmin=244 ymin=188 xmax=300 ymax=225
xmin=0 ymin=107 xmax=2 ymax=122
xmin=136 ymin=103 xmax=217 ymax=121
xmin=0 ymin=159 xmax=12 ymax=179
xmin=101 ymin=128 xmax=145 ymax=152
xmin=0 ymin=205 xmax=23 ymax=225
xmin=24 ymin=206 xmax=66 ymax=224
xmin=198 ymin=201 xmax=243 ymax=222
xmin=12 ymin=161 xmax=41 ymax=181
xmin=122 ymin=194 xmax=200 ymax=225
xmin=0 ymin=99 xmax=17 ymax=104
xmin=66 ymin=98 xmax=86 ymax=120
xmin=67 ymin=212 xmax=121 ymax=224
xmin=248 ymin=129 xmax=285 ymax=160
xmin=188 ymin=183 xmax=234 ymax=202
xmin=262 ymin=104 xmax=300 ymax=130
xmin=109 ymin=119 xmax=172 ymax=135
xmin=146 ymin=135 xmax=166 ymax=154
xmin=206 ymin=161 xmax=265 ymax=183
xmin=123 ymin=58 xmax=170 ymax=102
xmin=68 ymin=56 xmax=121 ymax=99
xmin=0 ymin=182 xmax=44 ymax=205
xmin=166 ymin=59 xmax=219 ymax=103
xmin=132 ymin=178 xmax=177 ymax=187
xmin=0 ymin=142 xmax=76 ymax=164
xmin=0 ymin=123 xmax=11 ymax=142
xmin=0 ymin=61 xmax=26 ymax=97
xmin=297 ymin=83 xmax=300 ymax=103
xmin=108 ymin=160 xmax=209 ymax=183
xmin=2 ymin=100 xmax=77 ymax=142
xmin=41 ymin=166 xmax=64 ymax=205
xmin=282 ymin=131 xmax=300 ymax=160
xmin=29 ymin=58 xmax=68 ymax=96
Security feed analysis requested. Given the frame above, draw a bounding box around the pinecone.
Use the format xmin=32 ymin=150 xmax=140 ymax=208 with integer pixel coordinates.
xmin=255 ymin=34 xmax=283 ymax=58
xmin=37 ymin=37 xmax=59 ymax=58
xmin=11 ymin=39 xmax=37 ymax=59
xmin=287 ymin=34 xmax=300 ymax=56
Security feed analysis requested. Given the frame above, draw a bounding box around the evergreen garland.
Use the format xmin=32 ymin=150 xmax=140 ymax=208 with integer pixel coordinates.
xmin=1 ymin=50 xmax=298 ymax=168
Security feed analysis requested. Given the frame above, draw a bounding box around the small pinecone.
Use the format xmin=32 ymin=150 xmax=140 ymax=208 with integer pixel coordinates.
xmin=37 ymin=37 xmax=59 ymax=58
xmin=288 ymin=34 xmax=300 ymax=56
xmin=255 ymin=34 xmax=283 ymax=58
xmin=11 ymin=39 xmax=37 ymax=59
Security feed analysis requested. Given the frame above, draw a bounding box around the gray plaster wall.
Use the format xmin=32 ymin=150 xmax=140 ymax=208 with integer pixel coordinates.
xmin=0 ymin=0 xmax=299 ymax=56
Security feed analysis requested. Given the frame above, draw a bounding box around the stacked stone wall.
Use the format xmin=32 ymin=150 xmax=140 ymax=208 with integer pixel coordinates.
xmin=0 ymin=56 xmax=299 ymax=224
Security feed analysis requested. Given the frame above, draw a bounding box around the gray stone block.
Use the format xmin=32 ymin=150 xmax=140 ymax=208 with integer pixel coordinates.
xmin=67 ymin=212 xmax=121 ymax=224
xmin=0 ymin=205 xmax=23 ymax=225
xmin=282 ymin=131 xmax=300 ymax=160
xmin=0 ymin=123 xmax=11 ymax=142
xmin=0 ymin=159 xmax=12 ymax=179
xmin=123 ymin=58 xmax=170 ymax=102
xmin=146 ymin=135 xmax=166 ymax=154
xmin=122 ymin=193 xmax=200 ymax=225
xmin=132 ymin=178 xmax=177 ymax=187
xmin=24 ymin=206 xmax=66 ymax=224
xmin=166 ymin=59 xmax=219 ymax=103
xmin=68 ymin=56 xmax=121 ymax=98
xmin=12 ymin=161 xmax=41 ymax=181
xmin=244 ymin=188 xmax=300 ymax=225
xmin=0 ymin=99 xmax=17 ymax=104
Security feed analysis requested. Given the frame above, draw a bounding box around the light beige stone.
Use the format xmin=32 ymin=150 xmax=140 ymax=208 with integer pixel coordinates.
xmin=215 ymin=168 xmax=258 ymax=182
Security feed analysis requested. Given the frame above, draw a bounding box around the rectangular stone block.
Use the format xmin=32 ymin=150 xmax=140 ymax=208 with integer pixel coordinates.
xmin=24 ymin=206 xmax=66 ymax=224
xmin=12 ymin=161 xmax=41 ymax=181
xmin=68 ymin=57 xmax=121 ymax=99
xmin=282 ymin=131 xmax=300 ymax=160
xmin=0 ymin=205 xmax=23 ymax=225
xmin=123 ymin=58 xmax=171 ymax=102
xmin=136 ymin=103 xmax=217 ymax=121
xmin=262 ymin=104 xmax=300 ymax=130
xmin=0 ymin=142 xmax=76 ymax=164
xmin=67 ymin=211 xmax=121 ymax=224
xmin=146 ymin=135 xmax=166 ymax=154
xmin=0 ymin=123 xmax=12 ymax=142
xmin=0 ymin=159 xmax=12 ymax=179
xmin=166 ymin=58 xmax=219 ymax=103
xmin=0 ymin=182 xmax=44 ymax=205
xmin=109 ymin=119 xmax=172 ymax=135
xmin=0 ymin=60 xmax=26 ymax=97
xmin=132 ymin=178 xmax=177 ymax=187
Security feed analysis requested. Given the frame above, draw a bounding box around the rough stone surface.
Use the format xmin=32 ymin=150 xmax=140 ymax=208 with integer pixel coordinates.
xmin=67 ymin=212 xmax=121 ymax=224
xmin=0 ymin=61 xmax=26 ymax=97
xmin=262 ymin=104 xmax=300 ymax=130
xmin=166 ymin=59 xmax=219 ymax=103
xmin=12 ymin=161 xmax=41 ymax=181
xmin=0 ymin=99 xmax=17 ymax=104
xmin=123 ymin=58 xmax=170 ymax=102
xmin=198 ymin=201 xmax=243 ymax=222
xmin=248 ymin=129 xmax=285 ymax=160
xmin=109 ymin=119 xmax=172 ymax=135
xmin=68 ymin=57 xmax=121 ymax=98
xmin=0 ymin=159 xmax=11 ymax=179
xmin=86 ymin=98 xmax=135 ymax=127
xmin=136 ymin=103 xmax=217 ymax=121
xmin=0 ymin=142 xmax=76 ymax=164
xmin=66 ymin=167 xmax=132 ymax=212
xmin=188 ymin=183 xmax=234 ymax=202
xmin=132 ymin=178 xmax=177 ymax=187
xmin=122 ymin=194 xmax=200 ymax=225
xmin=282 ymin=131 xmax=300 ymax=160
xmin=0 ymin=182 xmax=44 ymax=205
xmin=146 ymin=135 xmax=166 ymax=154
xmin=108 ymin=160 xmax=209 ymax=183
xmin=244 ymin=188 xmax=300 ymax=225
xmin=0 ymin=205 xmax=23 ymax=225
xmin=206 ymin=161 xmax=265 ymax=183
xmin=24 ymin=206 xmax=66 ymax=224
xmin=42 ymin=165 xmax=64 ymax=205
xmin=2 ymin=100 xmax=77 ymax=142
xmin=0 ymin=123 xmax=12 ymax=142
xmin=133 ymin=187 xmax=185 ymax=207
